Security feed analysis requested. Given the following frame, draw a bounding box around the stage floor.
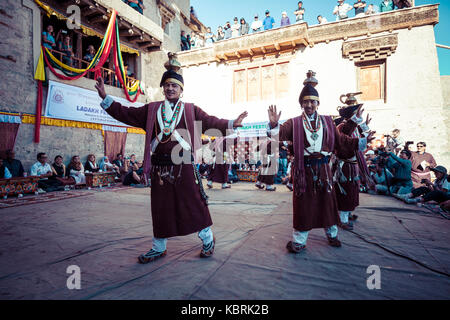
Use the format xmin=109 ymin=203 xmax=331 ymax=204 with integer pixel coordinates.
xmin=0 ymin=182 xmax=449 ymax=300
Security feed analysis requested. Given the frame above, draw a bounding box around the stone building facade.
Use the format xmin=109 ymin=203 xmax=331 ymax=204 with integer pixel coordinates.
xmin=176 ymin=4 xmax=449 ymax=168
xmin=0 ymin=0 xmax=196 ymax=169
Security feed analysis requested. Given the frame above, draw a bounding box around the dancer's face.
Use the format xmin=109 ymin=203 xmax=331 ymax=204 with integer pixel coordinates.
xmin=301 ymin=99 xmax=319 ymax=116
xmin=163 ymin=82 xmax=182 ymax=101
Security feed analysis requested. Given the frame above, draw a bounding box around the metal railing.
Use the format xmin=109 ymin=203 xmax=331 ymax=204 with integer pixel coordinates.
xmin=48 ymin=49 xmax=137 ymax=88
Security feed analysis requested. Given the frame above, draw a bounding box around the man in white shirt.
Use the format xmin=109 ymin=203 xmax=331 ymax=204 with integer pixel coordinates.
xmin=30 ymin=152 xmax=58 ymax=193
xmin=231 ymin=17 xmax=240 ymax=38
xmin=251 ymin=14 xmax=263 ymax=33
xmin=333 ymin=0 xmax=353 ymax=21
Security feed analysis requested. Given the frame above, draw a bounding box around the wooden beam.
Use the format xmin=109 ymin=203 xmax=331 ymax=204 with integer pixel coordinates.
xmin=274 ymin=43 xmax=280 ymax=51
xmin=127 ymin=35 xmax=145 ymax=42
xmin=89 ymin=14 xmax=109 ymax=24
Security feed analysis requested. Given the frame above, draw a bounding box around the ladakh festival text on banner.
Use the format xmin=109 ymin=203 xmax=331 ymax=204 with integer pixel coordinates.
xmin=44 ymin=80 xmax=144 ymax=127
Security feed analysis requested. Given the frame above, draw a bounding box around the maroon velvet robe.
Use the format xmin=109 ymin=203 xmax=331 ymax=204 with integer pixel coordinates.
xmin=334 ymin=120 xmax=360 ymax=212
xmin=257 ymin=140 xmax=276 ymax=185
xmin=105 ymin=100 xmax=230 ymax=238
xmin=277 ymin=115 xmax=360 ymax=232
xmin=208 ymin=137 xmax=231 ymax=184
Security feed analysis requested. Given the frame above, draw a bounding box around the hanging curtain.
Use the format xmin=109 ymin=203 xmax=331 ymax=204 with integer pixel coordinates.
xmin=0 ymin=123 xmax=20 ymax=159
xmin=104 ymin=131 xmax=127 ymax=163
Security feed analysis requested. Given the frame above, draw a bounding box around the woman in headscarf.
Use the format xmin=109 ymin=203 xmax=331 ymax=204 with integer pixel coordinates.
xmin=99 ymin=156 xmax=120 ymax=174
xmin=67 ymin=155 xmax=86 ymax=185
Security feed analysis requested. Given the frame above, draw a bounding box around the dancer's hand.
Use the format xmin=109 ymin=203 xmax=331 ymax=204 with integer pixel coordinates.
xmin=268 ymin=105 xmax=281 ymax=128
xmin=233 ymin=111 xmax=248 ymax=128
xmin=367 ymin=131 xmax=376 ymax=143
xmin=95 ymin=77 xmax=107 ymax=100
xmin=366 ymin=113 xmax=372 ymax=126
xmin=356 ymin=104 xmax=364 ymax=118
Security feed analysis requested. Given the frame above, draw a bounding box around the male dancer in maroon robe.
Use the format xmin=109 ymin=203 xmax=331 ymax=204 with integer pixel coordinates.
xmin=333 ymin=105 xmax=372 ymax=230
xmin=255 ymin=139 xmax=277 ymax=191
xmin=267 ymin=84 xmax=374 ymax=252
xmin=95 ymin=53 xmax=248 ymax=263
xmin=207 ymin=137 xmax=232 ymax=189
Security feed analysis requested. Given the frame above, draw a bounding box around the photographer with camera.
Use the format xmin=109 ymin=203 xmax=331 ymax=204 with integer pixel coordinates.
xmin=385 ymin=129 xmax=404 ymax=155
xmin=400 ymin=166 xmax=450 ymax=204
xmin=383 ymin=149 xmax=413 ymax=195
xmin=370 ymin=149 xmax=394 ymax=195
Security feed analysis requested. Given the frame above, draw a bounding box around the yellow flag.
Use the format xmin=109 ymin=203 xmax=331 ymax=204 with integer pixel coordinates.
xmin=34 ymin=47 xmax=46 ymax=81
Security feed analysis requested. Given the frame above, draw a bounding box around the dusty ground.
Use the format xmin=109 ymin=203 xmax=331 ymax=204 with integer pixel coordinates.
xmin=0 ymin=181 xmax=449 ymax=300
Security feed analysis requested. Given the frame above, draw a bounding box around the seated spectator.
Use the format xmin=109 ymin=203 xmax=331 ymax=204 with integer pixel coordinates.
xmin=387 ymin=150 xmax=413 ymax=195
xmin=385 ymin=129 xmax=404 ymax=154
xmin=354 ymin=0 xmax=367 ymax=17
xmin=294 ymin=1 xmax=305 ymax=23
xmin=67 ymin=155 xmax=86 ymax=185
xmin=224 ymin=22 xmax=232 ymax=39
xmin=410 ymin=142 xmax=436 ymax=188
xmin=229 ymin=163 xmax=239 ymax=184
xmin=58 ymin=35 xmax=74 ymax=66
xmin=380 ymin=0 xmax=394 ymax=12
xmin=51 ymin=155 xmax=75 ymax=187
xmin=334 ymin=0 xmax=353 ymax=21
xmin=263 ymin=10 xmax=275 ymax=30
xmin=317 ymin=15 xmax=328 ymax=24
xmin=280 ymin=11 xmax=291 ymax=27
xmin=204 ymin=27 xmax=215 ymax=46
xmin=198 ymin=160 xmax=210 ymax=178
xmin=181 ymin=30 xmax=190 ymax=51
xmin=42 ymin=25 xmax=56 ymax=50
xmin=4 ymin=150 xmax=24 ymax=177
xmin=216 ymin=26 xmax=225 ymax=41
xmin=231 ymin=17 xmax=240 ymax=38
xmin=84 ymin=154 xmax=100 ymax=173
xmin=83 ymin=45 xmax=96 ymax=62
xmin=122 ymin=158 xmax=142 ymax=186
xmin=251 ymin=15 xmax=263 ymax=33
xmin=402 ymin=166 xmax=450 ymax=204
xmin=239 ymin=18 xmax=250 ymax=36
xmin=31 ymin=152 xmax=61 ymax=192
xmin=113 ymin=153 xmax=124 ymax=168
xmin=0 ymin=158 xmax=12 ymax=179
xmin=99 ymin=156 xmax=120 ymax=174
xmin=394 ymin=0 xmax=412 ymax=9
xmin=370 ymin=162 xmax=394 ymax=194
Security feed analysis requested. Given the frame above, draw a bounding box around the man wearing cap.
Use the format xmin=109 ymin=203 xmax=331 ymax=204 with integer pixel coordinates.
xmin=333 ymin=105 xmax=373 ymax=230
xmin=263 ymin=10 xmax=275 ymax=30
xmin=251 ymin=15 xmax=263 ymax=33
xmin=95 ymin=53 xmax=248 ymax=263
xmin=267 ymin=83 xmax=374 ymax=253
xmin=333 ymin=0 xmax=353 ymax=21
xmin=401 ymin=165 xmax=450 ymax=204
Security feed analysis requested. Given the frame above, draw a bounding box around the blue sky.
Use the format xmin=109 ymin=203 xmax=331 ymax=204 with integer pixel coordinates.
xmin=191 ymin=0 xmax=450 ymax=75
